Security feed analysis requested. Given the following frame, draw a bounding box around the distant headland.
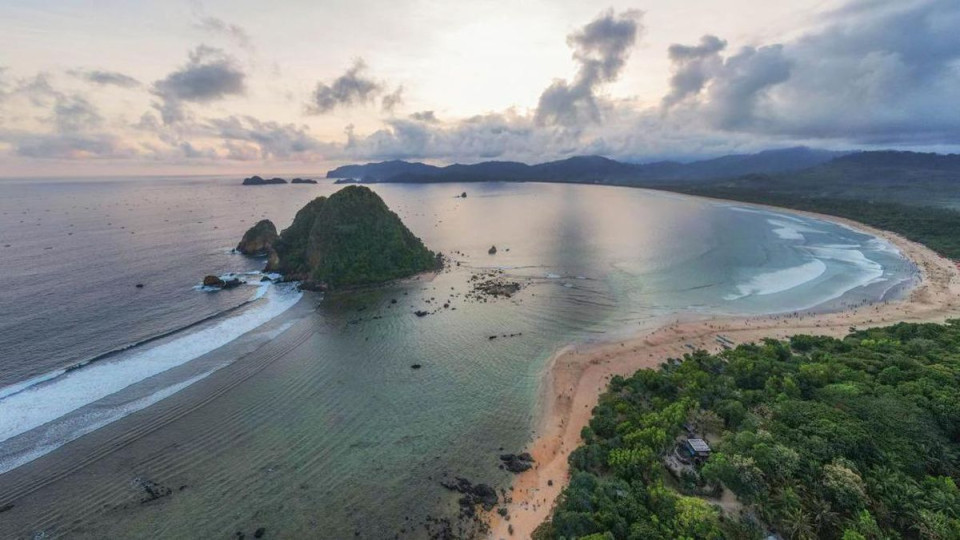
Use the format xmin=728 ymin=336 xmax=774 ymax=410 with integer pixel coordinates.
xmin=242 ymin=175 xmax=318 ymax=185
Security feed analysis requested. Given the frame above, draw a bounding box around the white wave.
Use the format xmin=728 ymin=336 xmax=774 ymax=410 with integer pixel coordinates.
xmin=546 ymin=273 xmax=561 ymax=279
xmin=767 ymin=218 xmax=823 ymax=241
xmin=0 ymin=284 xmax=302 ymax=445
xmin=725 ymin=259 xmax=827 ymax=300
xmin=804 ymin=245 xmax=883 ymax=276
xmin=0 ymin=369 xmax=67 ymax=401
xmin=0 ymin=370 xmax=215 ymax=475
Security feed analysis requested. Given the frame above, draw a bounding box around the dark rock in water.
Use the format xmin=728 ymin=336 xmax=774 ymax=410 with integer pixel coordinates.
xmin=254 ymin=527 xmax=266 ymax=538
xmin=263 ymin=186 xmax=440 ymax=289
xmin=221 ymin=278 xmax=242 ymax=289
xmin=236 ymin=220 xmax=278 ymax=256
xmin=291 ymin=178 xmax=317 ymax=184
xmin=242 ymin=175 xmax=287 ymax=185
xmin=135 ymin=283 xmax=144 ymax=288
xmin=441 ymin=477 xmax=498 ymax=512
xmin=411 ymin=363 xmax=422 ymax=369
xmin=203 ymin=275 xmax=225 ymax=287
xmin=138 ymin=479 xmax=172 ymax=503
xmin=414 ymin=310 xmax=429 ymax=317
xmin=460 ymin=192 xmax=467 ymax=198
xmin=0 ymin=503 xmax=14 ymax=513
xmin=488 ymin=245 xmax=497 ymax=255
xmin=202 ymin=275 xmax=242 ymax=289
xmin=499 ymin=453 xmax=535 ymax=473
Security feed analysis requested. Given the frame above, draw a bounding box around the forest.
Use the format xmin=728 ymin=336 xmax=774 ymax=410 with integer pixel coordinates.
xmin=536 ymin=322 xmax=960 ymax=539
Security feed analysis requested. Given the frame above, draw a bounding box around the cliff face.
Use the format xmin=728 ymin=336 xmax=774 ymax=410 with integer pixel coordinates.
xmin=264 ymin=186 xmax=439 ymax=289
xmin=236 ymin=220 xmax=279 ymax=255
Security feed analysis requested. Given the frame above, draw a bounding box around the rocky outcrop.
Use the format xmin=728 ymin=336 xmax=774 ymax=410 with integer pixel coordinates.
xmin=499 ymin=452 xmax=534 ymax=473
xmin=291 ymin=178 xmax=318 ymax=184
xmin=441 ymin=477 xmax=498 ymax=517
xmin=236 ymin=220 xmax=278 ymax=256
xmin=262 ymin=185 xmax=440 ymax=289
xmin=202 ymin=275 xmax=242 ymax=289
xmin=242 ymin=175 xmax=287 ymax=185
xmin=488 ymin=245 xmax=497 ymax=255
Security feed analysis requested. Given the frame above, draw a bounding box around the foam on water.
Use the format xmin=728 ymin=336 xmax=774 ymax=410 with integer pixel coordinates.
xmin=0 ymin=370 xmax=216 ymax=475
xmin=0 ymin=284 xmax=302 ymax=445
xmin=725 ymin=259 xmax=828 ymax=300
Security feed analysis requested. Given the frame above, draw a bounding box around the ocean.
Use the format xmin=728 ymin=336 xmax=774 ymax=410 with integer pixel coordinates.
xmin=0 ymin=177 xmax=915 ymax=538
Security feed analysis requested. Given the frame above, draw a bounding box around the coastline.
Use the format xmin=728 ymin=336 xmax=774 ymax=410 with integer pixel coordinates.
xmin=487 ymin=199 xmax=960 ymax=539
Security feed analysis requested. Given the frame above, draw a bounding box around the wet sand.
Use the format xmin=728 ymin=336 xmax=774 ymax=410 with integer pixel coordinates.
xmin=487 ymin=204 xmax=960 ymax=539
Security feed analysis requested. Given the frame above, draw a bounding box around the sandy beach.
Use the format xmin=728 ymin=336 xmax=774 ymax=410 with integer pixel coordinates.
xmin=487 ymin=203 xmax=960 ymax=539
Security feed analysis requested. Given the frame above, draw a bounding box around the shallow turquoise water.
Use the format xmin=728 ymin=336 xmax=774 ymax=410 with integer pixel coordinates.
xmin=0 ymin=179 xmax=915 ymax=538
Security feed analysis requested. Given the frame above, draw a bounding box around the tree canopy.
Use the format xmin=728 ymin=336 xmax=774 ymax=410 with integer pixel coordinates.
xmin=538 ymin=322 xmax=960 ymax=539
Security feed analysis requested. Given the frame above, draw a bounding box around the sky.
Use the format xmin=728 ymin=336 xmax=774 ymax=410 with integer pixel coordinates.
xmin=0 ymin=0 xmax=958 ymax=176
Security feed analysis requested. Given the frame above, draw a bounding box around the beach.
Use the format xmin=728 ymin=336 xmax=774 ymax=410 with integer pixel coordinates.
xmin=487 ymin=205 xmax=960 ymax=539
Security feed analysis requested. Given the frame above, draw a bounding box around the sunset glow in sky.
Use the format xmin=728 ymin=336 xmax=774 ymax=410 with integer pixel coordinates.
xmin=1 ymin=0 xmax=958 ymax=176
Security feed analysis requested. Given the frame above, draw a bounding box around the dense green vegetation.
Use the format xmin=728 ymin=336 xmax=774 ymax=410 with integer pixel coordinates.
xmin=537 ymin=322 xmax=960 ymax=539
xmin=667 ymin=187 xmax=960 ymax=261
xmin=267 ymin=185 xmax=439 ymax=288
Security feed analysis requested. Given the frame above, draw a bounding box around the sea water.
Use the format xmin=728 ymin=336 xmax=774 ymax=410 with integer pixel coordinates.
xmin=0 ymin=178 xmax=915 ymax=538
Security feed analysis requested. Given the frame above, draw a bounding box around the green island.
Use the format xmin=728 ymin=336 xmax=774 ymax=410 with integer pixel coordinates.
xmin=536 ymin=322 xmax=960 ymax=539
xmin=242 ymin=185 xmax=440 ymax=290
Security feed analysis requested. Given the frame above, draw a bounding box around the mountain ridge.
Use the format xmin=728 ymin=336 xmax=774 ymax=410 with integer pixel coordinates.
xmin=327 ymin=147 xmax=847 ymax=184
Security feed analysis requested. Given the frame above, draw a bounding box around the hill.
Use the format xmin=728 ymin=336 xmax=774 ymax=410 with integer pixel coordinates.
xmin=248 ymin=186 xmax=439 ymax=289
xmin=325 ymin=147 xmax=844 ymax=184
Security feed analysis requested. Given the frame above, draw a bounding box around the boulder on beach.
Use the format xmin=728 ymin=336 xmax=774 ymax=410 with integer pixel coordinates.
xmin=236 ymin=220 xmax=278 ymax=256
xmin=488 ymin=245 xmax=497 ymax=255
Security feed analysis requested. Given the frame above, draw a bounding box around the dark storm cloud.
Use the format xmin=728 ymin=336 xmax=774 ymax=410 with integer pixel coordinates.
xmin=535 ymin=9 xmax=642 ymax=127
xmin=307 ymin=60 xmax=385 ymax=114
xmin=69 ymin=69 xmax=141 ymax=88
xmin=662 ymin=35 xmax=727 ymax=107
xmin=664 ymin=0 xmax=960 ymax=144
xmin=152 ymin=45 xmax=246 ymax=124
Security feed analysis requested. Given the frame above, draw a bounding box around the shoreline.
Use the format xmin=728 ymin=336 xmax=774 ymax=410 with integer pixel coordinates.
xmin=487 ymin=199 xmax=960 ymax=539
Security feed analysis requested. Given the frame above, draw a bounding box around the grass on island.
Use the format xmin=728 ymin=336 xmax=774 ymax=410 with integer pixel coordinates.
xmin=536 ymin=321 xmax=960 ymax=540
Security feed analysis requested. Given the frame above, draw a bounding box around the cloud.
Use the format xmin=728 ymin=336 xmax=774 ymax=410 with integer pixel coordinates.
xmin=152 ymin=45 xmax=246 ymax=124
xmin=409 ymin=110 xmax=438 ymax=123
xmin=661 ymin=35 xmax=726 ymax=107
xmin=207 ymin=115 xmax=331 ymax=159
xmin=69 ymin=69 xmax=141 ymax=88
xmin=2 ymin=131 xmax=137 ymax=159
xmin=307 ymin=59 xmax=385 ymax=114
xmin=535 ymin=9 xmax=642 ymax=128
xmin=195 ymin=16 xmax=254 ymax=52
xmin=52 ymin=95 xmax=103 ymax=133
xmin=381 ymin=85 xmax=404 ymax=113
xmin=663 ymin=0 xmax=960 ymax=143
